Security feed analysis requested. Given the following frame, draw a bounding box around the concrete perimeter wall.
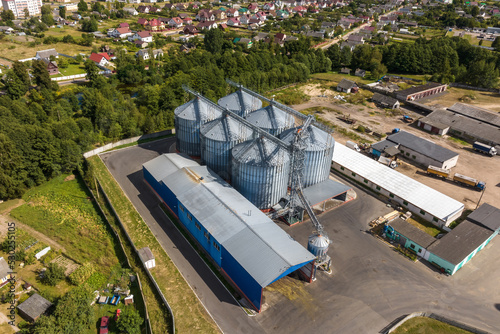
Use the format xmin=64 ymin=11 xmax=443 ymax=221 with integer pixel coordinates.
xmin=83 ymin=129 xmax=175 ymax=158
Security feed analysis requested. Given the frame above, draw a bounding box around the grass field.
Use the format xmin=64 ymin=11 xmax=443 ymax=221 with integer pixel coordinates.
xmin=311 ymin=71 xmax=375 ymax=85
xmin=87 ymin=156 xmax=220 ymax=334
xmin=10 ymin=174 xmax=122 ymax=270
xmin=57 ymin=63 xmax=86 ymax=76
xmin=0 ymin=40 xmax=94 ymax=61
xmin=392 ymin=316 xmax=473 ymax=334
xmin=424 ymin=87 xmax=500 ymax=111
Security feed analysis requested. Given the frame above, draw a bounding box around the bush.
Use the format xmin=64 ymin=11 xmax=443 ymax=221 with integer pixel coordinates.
xmin=85 ymin=272 xmax=107 ymax=290
xmin=43 ymin=263 xmax=65 ymax=286
xmin=69 ymin=263 xmax=95 ymax=285
xmin=356 ymin=125 xmax=366 ymax=133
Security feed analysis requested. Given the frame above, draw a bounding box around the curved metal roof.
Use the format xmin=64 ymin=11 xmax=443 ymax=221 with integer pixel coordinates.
xmin=232 ymin=136 xmax=290 ymax=167
xmin=280 ymin=125 xmax=334 ymax=151
xmin=217 ymin=89 xmax=263 ymax=114
xmin=175 ymin=97 xmax=222 ymax=122
xmin=200 ymin=115 xmax=254 ymax=142
xmin=245 ymin=105 xmax=295 ymax=130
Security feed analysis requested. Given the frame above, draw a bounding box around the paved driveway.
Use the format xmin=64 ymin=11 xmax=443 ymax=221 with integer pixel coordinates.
xmin=101 ymin=138 xmax=500 ymax=334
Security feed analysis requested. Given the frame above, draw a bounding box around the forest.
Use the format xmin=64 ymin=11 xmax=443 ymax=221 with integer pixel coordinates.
xmin=1 ymin=29 xmax=499 ymax=200
xmin=0 ymin=33 xmax=331 ymax=200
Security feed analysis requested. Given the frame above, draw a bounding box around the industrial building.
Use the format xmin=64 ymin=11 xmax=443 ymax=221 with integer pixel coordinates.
xmin=143 ymin=153 xmax=316 ymax=311
xmin=332 ymin=143 xmax=464 ymax=227
xmin=395 ymin=82 xmax=447 ymax=101
xmin=371 ymin=131 xmax=459 ymax=169
xmin=387 ymin=203 xmax=500 ymax=275
xmin=417 ymin=104 xmax=500 ymax=146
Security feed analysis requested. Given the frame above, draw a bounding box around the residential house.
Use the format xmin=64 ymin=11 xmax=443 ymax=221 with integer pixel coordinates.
xmin=129 ymin=31 xmax=153 ymax=44
xmin=119 ymin=22 xmax=129 ymax=29
xmin=137 ymin=49 xmax=164 ymax=60
xmin=123 ymin=7 xmax=138 ymax=15
xmin=196 ymin=10 xmax=215 ymax=21
xmin=347 ymin=34 xmax=364 ymax=44
xmin=247 ymin=3 xmax=259 ymax=13
xmin=196 ymin=21 xmax=218 ymax=30
xmin=180 ymin=43 xmax=196 ymax=53
xmin=137 ymin=18 xmax=148 ymax=26
xmin=213 ymin=9 xmax=227 ymax=20
xmin=239 ymin=15 xmax=251 ymax=25
xmin=263 ymin=3 xmax=275 ymax=10
xmin=137 ymin=5 xmax=151 ymax=13
xmin=0 ymin=257 xmax=12 ymax=287
xmin=35 ymin=49 xmax=58 ymax=60
xmin=337 ymin=78 xmax=358 ymax=93
xmin=227 ymin=17 xmax=241 ymax=26
xmin=253 ymin=32 xmax=270 ymax=42
xmin=340 ymin=67 xmax=351 ymax=75
xmin=175 ymin=3 xmax=187 ymax=11
xmin=89 ymin=52 xmax=110 ymax=67
xmin=183 ymin=25 xmax=199 ymax=35
xmin=108 ymin=27 xmax=133 ymax=39
xmin=236 ymin=37 xmax=253 ymax=48
xmin=183 ymin=17 xmax=193 ymax=25
xmin=226 ymin=8 xmax=239 ymax=17
xmin=354 ymin=68 xmax=366 ymax=77
xmin=0 ymin=26 xmax=14 ymax=33
xmin=42 ymin=59 xmax=59 ymax=75
xmin=169 ymin=17 xmax=183 ymax=28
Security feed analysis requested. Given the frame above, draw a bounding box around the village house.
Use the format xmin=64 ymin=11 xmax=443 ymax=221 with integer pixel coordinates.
xmin=128 ymin=31 xmax=153 ymax=44
xmin=89 ymin=52 xmax=110 ymax=67
xmin=337 ymin=79 xmax=358 ymax=93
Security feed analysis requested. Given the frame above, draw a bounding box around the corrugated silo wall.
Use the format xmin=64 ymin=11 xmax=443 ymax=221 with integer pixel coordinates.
xmin=201 ymin=137 xmax=237 ymax=181
xmin=232 ymin=159 xmax=290 ymax=209
xmin=302 ymin=144 xmax=335 ymax=188
xmin=175 ymin=116 xmax=202 ymax=157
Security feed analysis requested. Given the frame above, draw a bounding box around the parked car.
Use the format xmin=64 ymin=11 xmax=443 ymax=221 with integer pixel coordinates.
xmin=99 ymin=316 xmax=109 ymax=334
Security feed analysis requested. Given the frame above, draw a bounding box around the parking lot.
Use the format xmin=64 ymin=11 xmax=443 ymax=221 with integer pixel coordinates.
xmin=101 ymin=137 xmax=500 ymax=334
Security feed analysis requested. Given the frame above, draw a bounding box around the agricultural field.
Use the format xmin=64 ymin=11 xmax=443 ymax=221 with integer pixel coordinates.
xmin=10 ymin=174 xmax=122 ymax=270
xmin=392 ymin=317 xmax=473 ymax=334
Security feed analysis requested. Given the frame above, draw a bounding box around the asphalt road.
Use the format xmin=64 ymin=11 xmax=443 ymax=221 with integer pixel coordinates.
xmin=101 ymin=138 xmax=500 ymax=334
xmin=100 ymin=138 xmax=264 ymax=334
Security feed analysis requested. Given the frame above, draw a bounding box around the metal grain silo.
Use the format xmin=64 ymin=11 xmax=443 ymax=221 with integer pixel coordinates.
xmin=231 ymin=137 xmax=290 ymax=209
xmin=245 ymin=105 xmax=295 ymax=136
xmin=200 ymin=115 xmax=255 ymax=180
xmin=280 ymin=125 xmax=335 ymax=188
xmin=217 ymin=89 xmax=263 ymax=117
xmin=175 ymin=97 xmax=222 ymax=157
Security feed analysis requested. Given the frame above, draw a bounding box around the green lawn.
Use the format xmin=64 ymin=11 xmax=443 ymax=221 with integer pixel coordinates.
xmin=87 ymin=156 xmax=220 ymax=334
xmin=311 ymin=71 xmax=375 ymax=85
xmin=392 ymin=316 xmax=473 ymax=334
xmin=406 ymin=216 xmax=443 ymax=238
xmin=57 ymin=63 xmax=86 ymax=76
xmin=10 ymin=174 xmax=123 ymax=270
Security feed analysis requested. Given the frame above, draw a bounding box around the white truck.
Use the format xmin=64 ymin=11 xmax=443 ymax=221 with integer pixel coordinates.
xmin=346 ymin=141 xmax=360 ymax=152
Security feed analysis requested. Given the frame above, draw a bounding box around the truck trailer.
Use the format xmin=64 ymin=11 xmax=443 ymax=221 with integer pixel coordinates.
xmin=426 ymin=165 xmax=450 ymax=179
xmin=453 ymin=173 xmax=486 ymax=191
xmin=473 ymin=142 xmax=497 ymax=156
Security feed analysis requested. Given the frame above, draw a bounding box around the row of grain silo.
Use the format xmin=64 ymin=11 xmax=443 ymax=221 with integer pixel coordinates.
xmin=174 ymin=88 xmax=335 ymax=210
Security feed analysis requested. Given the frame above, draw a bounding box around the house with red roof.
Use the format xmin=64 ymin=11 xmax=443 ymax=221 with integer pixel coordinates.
xmin=128 ymin=31 xmax=153 ymax=44
xmin=119 ymin=22 xmax=129 ymax=29
xmin=169 ymin=17 xmax=183 ymax=28
xmin=89 ymin=52 xmax=110 ymax=67
xmin=108 ymin=27 xmax=133 ymax=39
xmin=137 ymin=18 xmax=148 ymax=26
xmin=227 ymin=17 xmax=241 ymax=26
xmin=183 ymin=17 xmax=193 ymax=25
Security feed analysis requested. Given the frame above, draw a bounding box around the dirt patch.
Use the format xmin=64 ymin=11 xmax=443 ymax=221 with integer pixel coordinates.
xmin=64 ymin=174 xmax=76 ymax=182
xmin=300 ymin=83 xmax=334 ymax=97
xmin=293 ymin=92 xmax=500 ymax=212
xmin=51 ymin=255 xmax=80 ymax=276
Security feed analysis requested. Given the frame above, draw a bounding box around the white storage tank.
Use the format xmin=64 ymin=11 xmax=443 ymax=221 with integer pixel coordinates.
xmin=280 ymin=125 xmax=335 ymax=188
xmin=231 ymin=136 xmax=291 ymax=209
xmin=307 ymin=234 xmax=330 ymax=261
xmin=200 ymin=115 xmax=255 ymax=180
xmin=174 ymin=97 xmax=222 ymax=157
xmin=218 ymin=89 xmax=263 ymax=117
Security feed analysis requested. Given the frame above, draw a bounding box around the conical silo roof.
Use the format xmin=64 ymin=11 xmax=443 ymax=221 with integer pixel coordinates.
xmin=245 ymin=105 xmax=295 ymax=132
xmin=280 ymin=125 xmax=334 ymax=151
xmin=217 ymin=90 xmax=263 ymax=116
xmin=201 ymin=115 xmax=254 ymax=142
xmin=232 ymin=136 xmax=290 ymax=167
xmin=175 ymin=97 xmax=222 ymax=122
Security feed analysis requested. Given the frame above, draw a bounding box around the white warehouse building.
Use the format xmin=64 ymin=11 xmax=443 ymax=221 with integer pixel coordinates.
xmin=332 ymin=144 xmax=464 ymax=228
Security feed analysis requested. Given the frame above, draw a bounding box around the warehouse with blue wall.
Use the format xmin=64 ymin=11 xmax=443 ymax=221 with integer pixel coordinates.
xmin=143 ymin=153 xmax=315 ymax=311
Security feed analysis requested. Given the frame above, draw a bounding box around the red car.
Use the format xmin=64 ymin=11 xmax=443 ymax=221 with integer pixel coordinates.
xmin=114 ymin=309 xmax=121 ymax=321
xmin=99 ymin=316 xmax=109 ymax=334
